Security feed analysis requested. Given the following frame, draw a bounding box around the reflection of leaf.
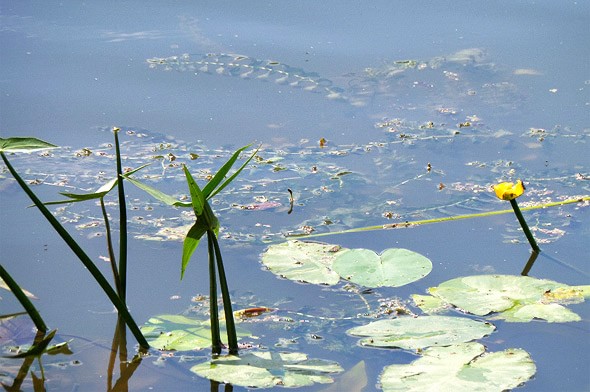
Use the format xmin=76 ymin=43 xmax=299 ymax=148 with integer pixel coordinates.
xmin=142 ymin=314 xmax=250 ymax=351
xmin=260 ymin=241 xmax=342 ymax=285
xmin=333 ymin=248 xmax=432 ymax=288
xmin=379 ymin=342 xmax=536 ymax=392
xmin=190 ymin=351 xmax=343 ymax=388
xmin=322 ymin=360 xmax=367 ymax=392
xmin=424 ymin=275 xmax=589 ymax=322
xmin=0 ymin=278 xmax=37 ymax=299
xmin=347 ymin=316 xmax=495 ymax=350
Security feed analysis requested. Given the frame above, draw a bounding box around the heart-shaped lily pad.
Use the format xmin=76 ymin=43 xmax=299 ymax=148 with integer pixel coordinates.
xmin=347 ymin=315 xmax=495 ymax=350
xmin=333 ymin=248 xmax=432 ymax=287
xmin=141 ymin=314 xmax=250 ymax=351
xmin=190 ymin=351 xmax=343 ymax=388
xmin=419 ymin=275 xmax=590 ymax=322
xmin=380 ymin=342 xmax=536 ymax=391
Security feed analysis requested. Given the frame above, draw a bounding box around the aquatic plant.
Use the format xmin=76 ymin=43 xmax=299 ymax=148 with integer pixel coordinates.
xmin=0 ymin=135 xmax=149 ymax=349
xmin=0 ymin=265 xmax=47 ymax=332
xmin=493 ymin=180 xmax=540 ymax=252
xmin=126 ymin=144 xmax=258 ymax=355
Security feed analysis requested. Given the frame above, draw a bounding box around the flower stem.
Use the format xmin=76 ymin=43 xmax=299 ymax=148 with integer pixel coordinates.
xmin=510 ymin=199 xmax=540 ymax=253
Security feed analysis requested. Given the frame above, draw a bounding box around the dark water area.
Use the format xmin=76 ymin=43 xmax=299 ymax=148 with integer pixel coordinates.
xmin=1 ymin=1 xmax=589 ymax=391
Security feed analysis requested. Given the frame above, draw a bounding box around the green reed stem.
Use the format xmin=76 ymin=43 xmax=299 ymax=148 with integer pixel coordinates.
xmin=100 ymin=197 xmax=122 ymax=297
xmin=1 ymin=152 xmax=149 ymax=349
xmin=510 ymin=199 xmax=541 ymax=253
xmin=0 ymin=264 xmax=47 ymax=332
xmin=207 ymin=233 xmax=222 ymax=355
xmin=113 ymin=129 xmax=128 ymax=300
xmin=210 ymin=230 xmax=239 ymax=355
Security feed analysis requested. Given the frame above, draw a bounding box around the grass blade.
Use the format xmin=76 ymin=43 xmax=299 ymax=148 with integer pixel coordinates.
xmin=0 ymin=265 xmax=47 ymax=332
xmin=183 ymin=165 xmax=206 ymax=215
xmin=202 ymin=144 xmax=252 ymax=200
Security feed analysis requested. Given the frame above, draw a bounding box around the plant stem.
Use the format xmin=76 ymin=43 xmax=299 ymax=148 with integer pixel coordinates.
xmin=0 ymin=264 xmax=47 ymax=332
xmin=510 ymin=199 xmax=540 ymax=253
xmin=100 ymin=196 xmax=122 ymax=297
xmin=207 ymin=233 xmax=222 ymax=354
xmin=1 ymin=152 xmax=149 ymax=349
xmin=210 ymin=231 xmax=239 ymax=355
xmin=113 ymin=129 xmax=128 ymax=300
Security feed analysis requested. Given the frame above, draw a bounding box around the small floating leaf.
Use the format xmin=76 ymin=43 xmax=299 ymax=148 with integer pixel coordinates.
xmin=347 ymin=315 xmax=495 ymax=350
xmin=260 ymin=241 xmax=342 ymax=285
xmin=190 ymin=351 xmax=343 ymax=388
xmin=333 ymin=248 xmax=432 ymax=288
xmin=379 ymin=342 xmax=536 ymax=392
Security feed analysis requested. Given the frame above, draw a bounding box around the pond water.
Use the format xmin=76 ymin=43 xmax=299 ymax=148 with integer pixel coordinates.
xmin=1 ymin=1 xmax=589 ymax=391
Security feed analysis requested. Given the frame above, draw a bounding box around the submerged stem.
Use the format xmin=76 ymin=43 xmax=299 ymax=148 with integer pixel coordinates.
xmin=210 ymin=231 xmax=239 ymax=355
xmin=207 ymin=233 xmax=222 ymax=355
xmin=510 ymin=199 xmax=541 ymax=253
xmin=0 ymin=264 xmax=47 ymax=332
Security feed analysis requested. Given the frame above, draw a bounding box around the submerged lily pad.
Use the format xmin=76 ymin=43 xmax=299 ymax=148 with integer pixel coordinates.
xmin=347 ymin=315 xmax=495 ymax=350
xmin=141 ymin=314 xmax=250 ymax=351
xmin=422 ymin=275 xmax=590 ymax=322
xmin=333 ymin=248 xmax=432 ymax=288
xmin=260 ymin=241 xmax=343 ymax=285
xmin=190 ymin=351 xmax=343 ymax=388
xmin=379 ymin=342 xmax=536 ymax=391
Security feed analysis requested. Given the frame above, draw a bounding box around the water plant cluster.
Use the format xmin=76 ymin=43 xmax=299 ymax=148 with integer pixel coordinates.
xmin=1 ymin=129 xmax=588 ymax=390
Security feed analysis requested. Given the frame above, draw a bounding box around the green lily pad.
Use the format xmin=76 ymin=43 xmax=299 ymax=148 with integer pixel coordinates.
xmin=423 ymin=275 xmax=590 ymax=322
xmin=379 ymin=342 xmax=536 ymax=391
xmin=260 ymin=241 xmax=343 ymax=285
xmin=347 ymin=315 xmax=495 ymax=350
xmin=190 ymin=351 xmax=343 ymax=388
xmin=333 ymin=248 xmax=432 ymax=288
xmin=141 ymin=314 xmax=250 ymax=351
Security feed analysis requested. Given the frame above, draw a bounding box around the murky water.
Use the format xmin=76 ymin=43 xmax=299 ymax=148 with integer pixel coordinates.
xmin=1 ymin=1 xmax=589 ymax=391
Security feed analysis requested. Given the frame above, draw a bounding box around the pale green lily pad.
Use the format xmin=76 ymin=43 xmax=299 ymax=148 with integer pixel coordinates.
xmin=379 ymin=342 xmax=536 ymax=391
xmin=423 ymin=275 xmax=590 ymax=322
xmin=260 ymin=241 xmax=343 ymax=285
xmin=141 ymin=314 xmax=250 ymax=351
xmin=190 ymin=351 xmax=343 ymax=388
xmin=333 ymin=248 xmax=432 ymax=288
xmin=347 ymin=315 xmax=495 ymax=350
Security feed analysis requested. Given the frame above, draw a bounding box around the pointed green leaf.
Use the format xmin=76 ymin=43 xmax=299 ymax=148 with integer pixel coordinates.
xmin=202 ymin=144 xmax=252 ymax=199
xmin=183 ymin=165 xmax=205 ymax=215
xmin=0 ymin=137 xmax=58 ymax=153
xmin=380 ymin=342 xmax=536 ymax=392
xmin=2 ymin=329 xmax=57 ymax=358
xmin=347 ymin=316 xmax=495 ymax=350
xmin=125 ymin=176 xmax=191 ymax=207
xmin=181 ymin=221 xmax=207 ymax=279
xmin=206 ymin=144 xmax=258 ymax=200
xmin=333 ymin=248 xmax=432 ymax=288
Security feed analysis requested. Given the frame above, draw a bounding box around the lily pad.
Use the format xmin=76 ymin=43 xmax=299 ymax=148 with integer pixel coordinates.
xmin=347 ymin=315 xmax=495 ymax=350
xmin=333 ymin=248 xmax=432 ymax=288
xmin=190 ymin=351 xmax=343 ymax=388
xmin=141 ymin=314 xmax=250 ymax=351
xmin=260 ymin=241 xmax=343 ymax=285
xmin=422 ymin=275 xmax=590 ymax=322
xmin=379 ymin=342 xmax=536 ymax=391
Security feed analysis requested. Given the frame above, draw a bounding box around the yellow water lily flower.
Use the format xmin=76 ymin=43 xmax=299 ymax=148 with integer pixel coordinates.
xmin=494 ymin=180 xmax=525 ymax=201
